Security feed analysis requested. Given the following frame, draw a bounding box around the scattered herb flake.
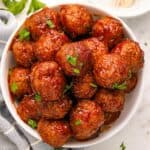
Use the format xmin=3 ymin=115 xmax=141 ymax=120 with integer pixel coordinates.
xmin=90 ymin=83 xmax=97 ymax=88
xmin=112 ymin=82 xmax=127 ymax=90
xmin=63 ymin=82 xmax=73 ymax=94
xmin=19 ymin=28 xmax=30 ymax=41
xmin=67 ymin=55 xmax=77 ymax=66
xmin=47 ymin=19 xmax=55 ymax=29
xmin=128 ymin=70 xmax=132 ymax=79
xmin=120 ymin=142 xmax=126 ymax=150
xmin=144 ymin=42 xmax=148 ymax=46
xmin=27 ymin=0 xmax=46 ymax=15
xmin=10 ymin=82 xmax=18 ymax=93
xmin=75 ymin=120 xmax=81 ymax=126
xmin=34 ymin=93 xmax=41 ymax=102
xmin=28 ymin=119 xmax=37 ymax=129
xmin=73 ymin=68 xmax=80 ymax=74
xmin=8 ymin=69 xmax=12 ymax=76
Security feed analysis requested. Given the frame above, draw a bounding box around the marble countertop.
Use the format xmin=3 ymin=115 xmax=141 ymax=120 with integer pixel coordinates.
xmin=0 ymin=1 xmax=150 ymax=150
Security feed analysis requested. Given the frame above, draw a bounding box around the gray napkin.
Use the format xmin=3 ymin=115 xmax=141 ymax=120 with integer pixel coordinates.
xmin=0 ymin=10 xmax=70 ymax=150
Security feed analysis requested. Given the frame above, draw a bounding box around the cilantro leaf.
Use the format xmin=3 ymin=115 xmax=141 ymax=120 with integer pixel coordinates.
xmin=2 ymin=0 xmax=27 ymax=15
xmin=120 ymin=142 xmax=126 ymax=150
xmin=63 ymin=82 xmax=73 ymax=94
xmin=47 ymin=20 xmax=55 ymax=29
xmin=75 ymin=119 xmax=81 ymax=126
xmin=19 ymin=28 xmax=30 ymax=41
xmin=34 ymin=93 xmax=41 ymax=102
xmin=90 ymin=83 xmax=97 ymax=88
xmin=67 ymin=55 xmax=77 ymax=66
xmin=28 ymin=119 xmax=37 ymax=129
xmin=73 ymin=68 xmax=80 ymax=74
xmin=10 ymin=82 xmax=18 ymax=93
xmin=112 ymin=82 xmax=127 ymax=90
xmin=27 ymin=0 xmax=46 ymax=15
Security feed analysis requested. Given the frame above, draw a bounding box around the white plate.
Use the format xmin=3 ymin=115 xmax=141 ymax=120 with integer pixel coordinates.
xmin=88 ymin=0 xmax=150 ymax=18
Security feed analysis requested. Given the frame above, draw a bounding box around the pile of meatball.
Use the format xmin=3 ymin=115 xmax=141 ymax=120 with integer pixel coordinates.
xmin=8 ymin=4 xmax=144 ymax=148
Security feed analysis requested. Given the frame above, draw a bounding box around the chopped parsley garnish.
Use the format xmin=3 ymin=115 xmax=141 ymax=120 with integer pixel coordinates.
xmin=28 ymin=119 xmax=37 ymax=129
xmin=63 ymin=82 xmax=73 ymax=94
xmin=112 ymin=82 xmax=127 ymax=90
xmin=75 ymin=120 xmax=81 ymax=126
xmin=67 ymin=55 xmax=77 ymax=66
xmin=144 ymin=42 xmax=148 ymax=46
xmin=10 ymin=82 xmax=18 ymax=93
xmin=47 ymin=19 xmax=55 ymax=28
xmin=27 ymin=0 xmax=46 ymax=15
xmin=120 ymin=142 xmax=126 ymax=150
xmin=128 ymin=70 xmax=132 ymax=79
xmin=19 ymin=28 xmax=30 ymax=41
xmin=90 ymin=83 xmax=97 ymax=88
xmin=73 ymin=68 xmax=80 ymax=74
xmin=34 ymin=93 xmax=41 ymax=102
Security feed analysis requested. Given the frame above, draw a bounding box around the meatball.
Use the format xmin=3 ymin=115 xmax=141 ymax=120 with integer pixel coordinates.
xmin=38 ymin=120 xmax=71 ymax=148
xmin=41 ymin=96 xmax=72 ymax=119
xmin=60 ymin=4 xmax=93 ymax=38
xmin=34 ymin=30 xmax=69 ymax=61
xmin=70 ymin=100 xmax=104 ymax=140
xmin=92 ymin=16 xmax=124 ymax=48
xmin=9 ymin=67 xmax=31 ymax=97
xmin=30 ymin=61 xmax=66 ymax=101
xmin=104 ymin=112 xmax=120 ymax=125
xmin=125 ymin=73 xmax=137 ymax=93
xmin=12 ymin=39 xmax=35 ymax=67
xmin=93 ymin=54 xmax=129 ymax=88
xmin=83 ymin=38 xmax=108 ymax=64
xmin=17 ymin=95 xmax=41 ymax=122
xmin=94 ymin=89 xmax=125 ymax=112
xmin=73 ymin=73 xmax=97 ymax=99
xmin=112 ymin=39 xmax=144 ymax=73
xmin=56 ymin=42 xmax=91 ymax=76
xmin=25 ymin=7 xmax=61 ymax=40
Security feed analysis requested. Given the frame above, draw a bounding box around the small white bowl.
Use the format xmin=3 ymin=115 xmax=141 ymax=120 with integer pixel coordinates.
xmin=0 ymin=2 xmax=145 ymax=148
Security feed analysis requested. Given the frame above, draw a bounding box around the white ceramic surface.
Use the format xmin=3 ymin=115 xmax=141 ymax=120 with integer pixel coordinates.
xmin=0 ymin=2 xmax=145 ymax=148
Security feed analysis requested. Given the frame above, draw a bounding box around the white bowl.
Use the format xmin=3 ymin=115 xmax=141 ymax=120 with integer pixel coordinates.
xmin=0 ymin=2 xmax=145 ymax=148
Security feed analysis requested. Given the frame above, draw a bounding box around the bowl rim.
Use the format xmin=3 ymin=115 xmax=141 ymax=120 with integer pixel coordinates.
xmin=0 ymin=1 xmax=145 ymax=148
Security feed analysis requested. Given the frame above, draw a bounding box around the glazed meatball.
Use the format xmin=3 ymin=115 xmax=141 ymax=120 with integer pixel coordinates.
xmin=73 ymin=73 xmax=97 ymax=99
xmin=70 ymin=100 xmax=104 ymax=140
xmin=9 ymin=67 xmax=31 ymax=97
xmin=83 ymin=38 xmax=108 ymax=64
xmin=17 ymin=96 xmax=41 ymax=122
xmin=38 ymin=120 xmax=71 ymax=148
xmin=112 ymin=39 xmax=144 ymax=73
xmin=34 ymin=30 xmax=69 ymax=61
xmin=12 ymin=39 xmax=35 ymax=67
xmin=93 ymin=54 xmax=129 ymax=88
xmin=124 ymin=73 xmax=137 ymax=93
xmin=30 ymin=61 xmax=66 ymax=101
xmin=41 ymin=96 xmax=72 ymax=119
xmin=56 ymin=42 xmax=91 ymax=76
xmin=60 ymin=4 xmax=93 ymax=38
xmin=104 ymin=112 xmax=120 ymax=125
xmin=92 ymin=16 xmax=124 ymax=48
xmin=94 ymin=89 xmax=125 ymax=112
xmin=25 ymin=7 xmax=61 ymax=40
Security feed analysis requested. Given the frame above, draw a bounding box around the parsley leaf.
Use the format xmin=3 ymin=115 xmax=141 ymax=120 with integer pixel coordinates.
xmin=112 ymin=82 xmax=127 ymax=90
xmin=47 ymin=19 xmax=55 ymax=29
xmin=27 ymin=0 xmax=46 ymax=15
xmin=34 ymin=93 xmax=41 ymax=102
xmin=120 ymin=142 xmax=126 ymax=150
xmin=10 ymin=82 xmax=18 ymax=93
xmin=63 ymin=82 xmax=73 ymax=94
xmin=75 ymin=120 xmax=81 ymax=126
xmin=28 ymin=119 xmax=37 ymax=129
xmin=2 ymin=0 xmax=27 ymax=15
xmin=90 ymin=83 xmax=97 ymax=88
xmin=73 ymin=68 xmax=80 ymax=74
xmin=67 ymin=55 xmax=77 ymax=66
xmin=19 ymin=28 xmax=30 ymax=41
